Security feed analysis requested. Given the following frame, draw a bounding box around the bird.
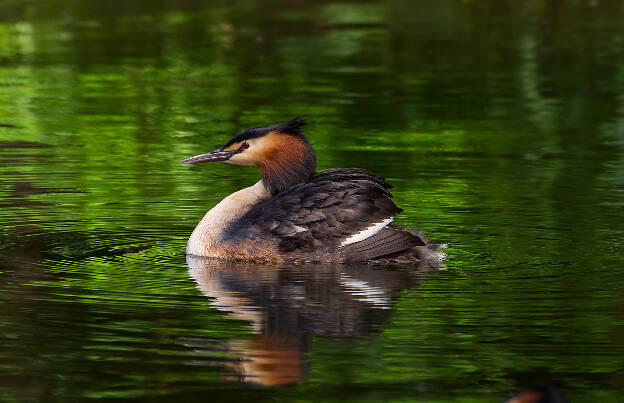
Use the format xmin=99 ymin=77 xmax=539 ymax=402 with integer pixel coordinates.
xmin=179 ymin=116 xmax=446 ymax=263
xmin=503 ymin=386 xmax=568 ymax=403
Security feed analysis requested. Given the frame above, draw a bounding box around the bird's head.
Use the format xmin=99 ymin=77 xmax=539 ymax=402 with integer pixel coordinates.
xmin=180 ymin=116 xmax=316 ymax=195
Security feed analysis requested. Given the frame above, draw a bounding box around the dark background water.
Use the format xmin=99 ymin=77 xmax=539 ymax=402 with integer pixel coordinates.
xmin=1 ymin=0 xmax=623 ymax=401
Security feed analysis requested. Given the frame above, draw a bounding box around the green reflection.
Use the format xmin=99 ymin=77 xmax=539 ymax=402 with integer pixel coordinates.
xmin=1 ymin=0 xmax=623 ymax=402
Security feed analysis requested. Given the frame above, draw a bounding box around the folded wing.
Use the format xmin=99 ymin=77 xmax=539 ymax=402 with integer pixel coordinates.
xmin=226 ymin=168 xmax=423 ymax=261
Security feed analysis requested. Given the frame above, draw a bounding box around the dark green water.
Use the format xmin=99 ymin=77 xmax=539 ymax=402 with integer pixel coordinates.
xmin=1 ymin=1 xmax=623 ymax=401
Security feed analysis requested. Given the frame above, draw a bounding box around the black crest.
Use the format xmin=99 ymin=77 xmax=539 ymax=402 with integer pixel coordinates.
xmin=221 ymin=116 xmax=306 ymax=149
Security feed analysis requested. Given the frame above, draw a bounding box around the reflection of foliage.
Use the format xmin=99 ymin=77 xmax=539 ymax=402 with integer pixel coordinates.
xmin=0 ymin=0 xmax=623 ymax=401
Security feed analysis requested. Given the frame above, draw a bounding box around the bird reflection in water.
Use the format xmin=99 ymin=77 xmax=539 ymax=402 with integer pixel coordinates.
xmin=185 ymin=255 xmax=434 ymax=386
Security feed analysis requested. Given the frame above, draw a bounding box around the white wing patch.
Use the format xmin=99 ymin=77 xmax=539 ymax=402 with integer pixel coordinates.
xmin=339 ymin=217 xmax=394 ymax=247
xmin=293 ymin=225 xmax=308 ymax=233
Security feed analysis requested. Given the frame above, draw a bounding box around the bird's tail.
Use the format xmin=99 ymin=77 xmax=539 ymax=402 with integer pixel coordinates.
xmin=342 ymin=226 xmax=447 ymax=264
xmin=408 ymin=229 xmax=448 ymax=263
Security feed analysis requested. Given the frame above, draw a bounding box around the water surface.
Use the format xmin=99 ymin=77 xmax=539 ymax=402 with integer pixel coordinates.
xmin=1 ymin=1 xmax=624 ymax=401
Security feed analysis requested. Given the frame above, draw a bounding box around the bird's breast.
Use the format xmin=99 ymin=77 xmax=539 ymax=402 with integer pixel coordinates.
xmin=186 ymin=180 xmax=271 ymax=257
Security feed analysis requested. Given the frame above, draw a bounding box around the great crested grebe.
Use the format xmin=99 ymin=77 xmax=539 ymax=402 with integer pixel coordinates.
xmin=180 ymin=117 xmax=446 ymax=263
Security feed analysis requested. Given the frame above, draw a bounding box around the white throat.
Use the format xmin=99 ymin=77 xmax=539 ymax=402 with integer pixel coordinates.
xmin=186 ymin=180 xmax=270 ymax=256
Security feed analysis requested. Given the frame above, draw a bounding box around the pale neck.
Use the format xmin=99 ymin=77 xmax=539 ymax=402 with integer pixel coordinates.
xmin=186 ymin=180 xmax=270 ymax=256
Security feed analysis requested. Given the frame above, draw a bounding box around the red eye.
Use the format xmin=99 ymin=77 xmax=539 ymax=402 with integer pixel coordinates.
xmin=241 ymin=142 xmax=250 ymax=150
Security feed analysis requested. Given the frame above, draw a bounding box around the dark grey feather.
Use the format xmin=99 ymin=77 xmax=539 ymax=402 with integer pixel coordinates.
xmin=340 ymin=227 xmax=425 ymax=262
xmin=223 ymin=168 xmax=403 ymax=260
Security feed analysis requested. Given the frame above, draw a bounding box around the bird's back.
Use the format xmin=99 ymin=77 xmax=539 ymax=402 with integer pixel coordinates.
xmin=222 ymin=168 xmax=444 ymax=263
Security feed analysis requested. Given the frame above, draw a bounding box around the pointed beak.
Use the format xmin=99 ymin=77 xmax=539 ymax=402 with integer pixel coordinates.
xmin=179 ymin=149 xmax=240 ymax=164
